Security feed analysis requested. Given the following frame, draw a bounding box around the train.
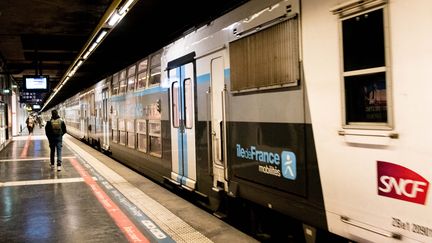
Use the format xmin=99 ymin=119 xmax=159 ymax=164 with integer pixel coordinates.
xmin=46 ymin=0 xmax=432 ymax=242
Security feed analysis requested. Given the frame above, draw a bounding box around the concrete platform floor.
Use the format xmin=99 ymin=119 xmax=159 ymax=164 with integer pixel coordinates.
xmin=0 ymin=127 xmax=257 ymax=243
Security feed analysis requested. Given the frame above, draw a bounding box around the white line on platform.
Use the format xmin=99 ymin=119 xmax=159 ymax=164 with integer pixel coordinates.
xmin=0 ymin=177 xmax=91 ymax=187
xmin=0 ymin=156 xmax=76 ymax=162
xmin=13 ymin=135 xmax=48 ymax=141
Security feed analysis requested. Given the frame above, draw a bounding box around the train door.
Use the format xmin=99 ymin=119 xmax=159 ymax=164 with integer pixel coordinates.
xmin=102 ymin=88 xmax=109 ymax=150
xmin=210 ymin=56 xmax=228 ymax=191
xmin=169 ymin=62 xmax=197 ymax=190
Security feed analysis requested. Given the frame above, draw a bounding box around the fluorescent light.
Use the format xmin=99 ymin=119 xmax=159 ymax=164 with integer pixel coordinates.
xmin=95 ymin=30 xmax=108 ymax=43
xmin=108 ymin=11 xmax=121 ymax=26
xmin=119 ymin=0 xmax=134 ymax=15
xmin=88 ymin=43 xmax=98 ymax=52
xmin=76 ymin=60 xmax=83 ymax=67
xmin=83 ymin=51 xmax=91 ymax=59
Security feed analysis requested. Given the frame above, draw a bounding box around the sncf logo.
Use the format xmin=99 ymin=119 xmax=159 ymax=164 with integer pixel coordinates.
xmin=377 ymin=161 xmax=429 ymax=205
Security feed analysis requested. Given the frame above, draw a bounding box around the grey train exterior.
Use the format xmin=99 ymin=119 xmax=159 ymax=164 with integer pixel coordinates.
xmin=54 ymin=0 xmax=432 ymax=242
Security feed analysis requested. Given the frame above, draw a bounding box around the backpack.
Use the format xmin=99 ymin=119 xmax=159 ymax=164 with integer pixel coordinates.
xmin=51 ymin=119 xmax=63 ymax=135
xmin=27 ymin=117 xmax=34 ymax=127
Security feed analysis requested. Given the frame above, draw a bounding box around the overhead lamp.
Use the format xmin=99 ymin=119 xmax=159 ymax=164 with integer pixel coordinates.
xmin=95 ymin=30 xmax=108 ymax=43
xmin=108 ymin=11 xmax=122 ymax=27
xmin=88 ymin=43 xmax=98 ymax=52
xmin=83 ymin=51 xmax=91 ymax=59
xmin=76 ymin=60 xmax=83 ymax=67
xmin=119 ymin=0 xmax=134 ymax=15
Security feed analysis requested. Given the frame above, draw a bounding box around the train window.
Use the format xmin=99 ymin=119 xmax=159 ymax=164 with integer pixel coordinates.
xmin=230 ymin=16 xmax=299 ymax=92
xmin=127 ymin=65 xmax=136 ymax=92
xmin=137 ymin=59 xmax=148 ymax=90
xmin=112 ymin=73 xmax=119 ymax=96
xmin=138 ymin=58 xmax=148 ymax=72
xmin=171 ymin=82 xmax=180 ymax=128
xmin=148 ymin=120 xmax=162 ymax=157
xmin=126 ymin=120 xmax=135 ymax=148
xmin=137 ymin=72 xmax=148 ymax=90
xmin=149 ymin=53 xmax=161 ymax=86
xmin=118 ymin=119 xmax=126 ymax=145
xmin=119 ymin=69 xmax=127 ymax=94
xmin=136 ymin=119 xmax=147 ymax=152
xmin=119 ymin=69 xmax=126 ymax=80
xmin=184 ymin=79 xmax=193 ymax=129
xmin=336 ymin=5 xmax=392 ymax=127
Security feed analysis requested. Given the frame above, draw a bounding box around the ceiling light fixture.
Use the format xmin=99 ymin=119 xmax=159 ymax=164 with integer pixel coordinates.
xmin=108 ymin=11 xmax=122 ymax=26
xmin=95 ymin=30 xmax=108 ymax=43
xmin=42 ymin=0 xmax=139 ymax=111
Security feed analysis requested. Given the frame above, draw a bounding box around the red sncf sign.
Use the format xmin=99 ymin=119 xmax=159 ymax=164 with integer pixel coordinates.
xmin=377 ymin=161 xmax=429 ymax=205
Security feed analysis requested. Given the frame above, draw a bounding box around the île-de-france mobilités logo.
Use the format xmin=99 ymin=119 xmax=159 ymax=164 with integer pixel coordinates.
xmin=281 ymin=151 xmax=297 ymax=180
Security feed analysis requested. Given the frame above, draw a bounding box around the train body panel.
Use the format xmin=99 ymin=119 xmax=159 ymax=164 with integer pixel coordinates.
xmin=302 ymin=0 xmax=432 ymax=241
xmin=50 ymin=0 xmax=432 ymax=241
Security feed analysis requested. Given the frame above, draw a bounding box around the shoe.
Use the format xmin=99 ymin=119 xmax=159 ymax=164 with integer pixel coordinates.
xmin=50 ymin=165 xmax=55 ymax=169
xmin=57 ymin=166 xmax=62 ymax=171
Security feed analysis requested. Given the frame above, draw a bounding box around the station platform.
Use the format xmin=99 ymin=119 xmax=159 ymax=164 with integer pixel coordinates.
xmin=0 ymin=127 xmax=257 ymax=243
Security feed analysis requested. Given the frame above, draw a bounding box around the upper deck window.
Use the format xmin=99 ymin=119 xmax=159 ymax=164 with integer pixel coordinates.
xmin=112 ymin=73 xmax=119 ymax=96
xmin=119 ymin=69 xmax=127 ymax=95
xmin=149 ymin=53 xmax=161 ymax=87
xmin=333 ymin=1 xmax=392 ymax=128
xmin=136 ymin=58 xmax=148 ymax=90
xmin=127 ymin=65 xmax=136 ymax=92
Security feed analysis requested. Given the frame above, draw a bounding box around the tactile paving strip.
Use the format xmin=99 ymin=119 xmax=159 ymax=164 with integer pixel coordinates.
xmin=64 ymin=136 xmax=213 ymax=243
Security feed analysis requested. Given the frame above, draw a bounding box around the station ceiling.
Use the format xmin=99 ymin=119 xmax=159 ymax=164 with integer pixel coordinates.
xmin=0 ymin=0 xmax=247 ymax=110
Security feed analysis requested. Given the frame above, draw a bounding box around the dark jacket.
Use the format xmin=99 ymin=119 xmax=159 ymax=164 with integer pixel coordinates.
xmin=45 ymin=114 xmax=67 ymax=141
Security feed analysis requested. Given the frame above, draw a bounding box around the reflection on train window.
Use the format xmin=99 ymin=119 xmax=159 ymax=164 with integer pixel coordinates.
xmin=127 ymin=65 xmax=136 ymax=92
xmin=112 ymin=73 xmax=119 ymax=96
xmin=340 ymin=7 xmax=391 ymax=126
xmin=172 ymin=82 xmax=180 ymax=128
xmin=149 ymin=53 xmax=161 ymax=86
xmin=342 ymin=10 xmax=384 ymax=71
xmin=184 ymin=79 xmax=193 ymax=129
xmin=136 ymin=120 xmax=147 ymax=152
xmin=345 ymin=73 xmax=387 ymax=123
xmin=149 ymin=120 xmax=162 ymax=157
xmin=137 ymin=58 xmax=148 ymax=90
xmin=126 ymin=120 xmax=135 ymax=148
xmin=118 ymin=119 xmax=126 ymax=145
xmin=119 ymin=69 xmax=127 ymax=94
xmin=149 ymin=66 xmax=161 ymax=86
xmin=112 ymin=118 xmax=118 ymax=143
xmin=230 ymin=16 xmax=299 ymax=92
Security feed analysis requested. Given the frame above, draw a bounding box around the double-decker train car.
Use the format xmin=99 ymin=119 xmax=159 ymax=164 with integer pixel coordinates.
xmin=51 ymin=0 xmax=432 ymax=242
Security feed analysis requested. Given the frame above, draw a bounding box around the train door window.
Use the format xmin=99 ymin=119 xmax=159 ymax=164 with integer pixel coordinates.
xmin=148 ymin=120 xmax=162 ymax=157
xmin=126 ymin=119 xmax=135 ymax=148
xmin=230 ymin=16 xmax=300 ymax=92
xmin=333 ymin=1 xmax=392 ymax=128
xmin=127 ymin=65 xmax=136 ymax=92
xmin=118 ymin=119 xmax=126 ymax=145
xmin=112 ymin=73 xmax=119 ymax=96
xmin=184 ymin=78 xmax=193 ymax=129
xmin=136 ymin=119 xmax=147 ymax=152
xmin=171 ymin=81 xmax=180 ymax=128
xmin=119 ymin=69 xmax=127 ymax=95
xmin=112 ymin=118 xmax=118 ymax=143
xmin=137 ymin=58 xmax=148 ymax=90
xmin=149 ymin=53 xmax=161 ymax=87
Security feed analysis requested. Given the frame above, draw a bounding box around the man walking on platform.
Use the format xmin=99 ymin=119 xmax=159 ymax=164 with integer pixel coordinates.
xmin=45 ymin=110 xmax=67 ymax=171
xmin=25 ymin=115 xmax=35 ymax=134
